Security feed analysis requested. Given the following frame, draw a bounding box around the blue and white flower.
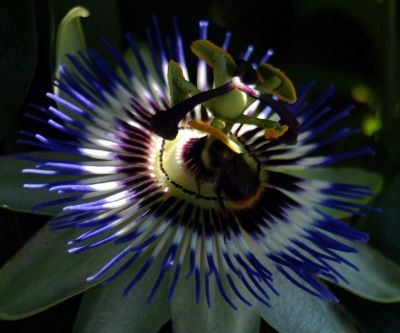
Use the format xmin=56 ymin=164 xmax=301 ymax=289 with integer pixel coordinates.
xmin=20 ymin=17 xmax=382 ymax=313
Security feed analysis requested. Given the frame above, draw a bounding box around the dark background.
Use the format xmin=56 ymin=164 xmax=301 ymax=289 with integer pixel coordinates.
xmin=0 ymin=0 xmax=399 ymax=332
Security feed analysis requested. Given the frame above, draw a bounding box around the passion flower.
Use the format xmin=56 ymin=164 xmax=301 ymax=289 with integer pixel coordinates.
xmin=20 ymin=16 xmax=382 ymax=315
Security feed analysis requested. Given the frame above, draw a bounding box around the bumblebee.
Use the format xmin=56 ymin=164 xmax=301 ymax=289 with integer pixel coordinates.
xmin=203 ymin=138 xmax=263 ymax=210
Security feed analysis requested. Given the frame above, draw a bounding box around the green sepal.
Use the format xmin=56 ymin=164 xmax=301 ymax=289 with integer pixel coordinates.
xmin=257 ymin=64 xmax=297 ymax=104
xmin=0 ymin=223 xmax=122 ymax=320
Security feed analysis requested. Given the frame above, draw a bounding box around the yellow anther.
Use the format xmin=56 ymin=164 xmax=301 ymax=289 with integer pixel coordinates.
xmin=264 ymin=125 xmax=289 ymax=140
xmin=188 ymin=120 xmax=242 ymax=154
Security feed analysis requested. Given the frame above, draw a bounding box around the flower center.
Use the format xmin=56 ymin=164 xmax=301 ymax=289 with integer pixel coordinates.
xmin=152 ymin=128 xmax=266 ymax=211
xmin=148 ymin=39 xmax=300 ymax=210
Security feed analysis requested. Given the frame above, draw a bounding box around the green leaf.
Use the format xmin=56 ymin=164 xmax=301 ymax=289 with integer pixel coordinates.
xmin=0 ymin=222 xmax=122 ymax=319
xmin=325 ymin=244 xmax=400 ymax=303
xmin=0 ymin=0 xmax=36 ymax=149
xmin=267 ymin=166 xmax=383 ymax=219
xmin=0 ymin=152 xmax=83 ymax=216
xmin=257 ymin=64 xmax=297 ymax=104
xmin=256 ymin=268 xmax=357 ymax=333
xmin=73 ymin=254 xmax=170 ymax=333
xmin=170 ymin=263 xmax=260 ymax=333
